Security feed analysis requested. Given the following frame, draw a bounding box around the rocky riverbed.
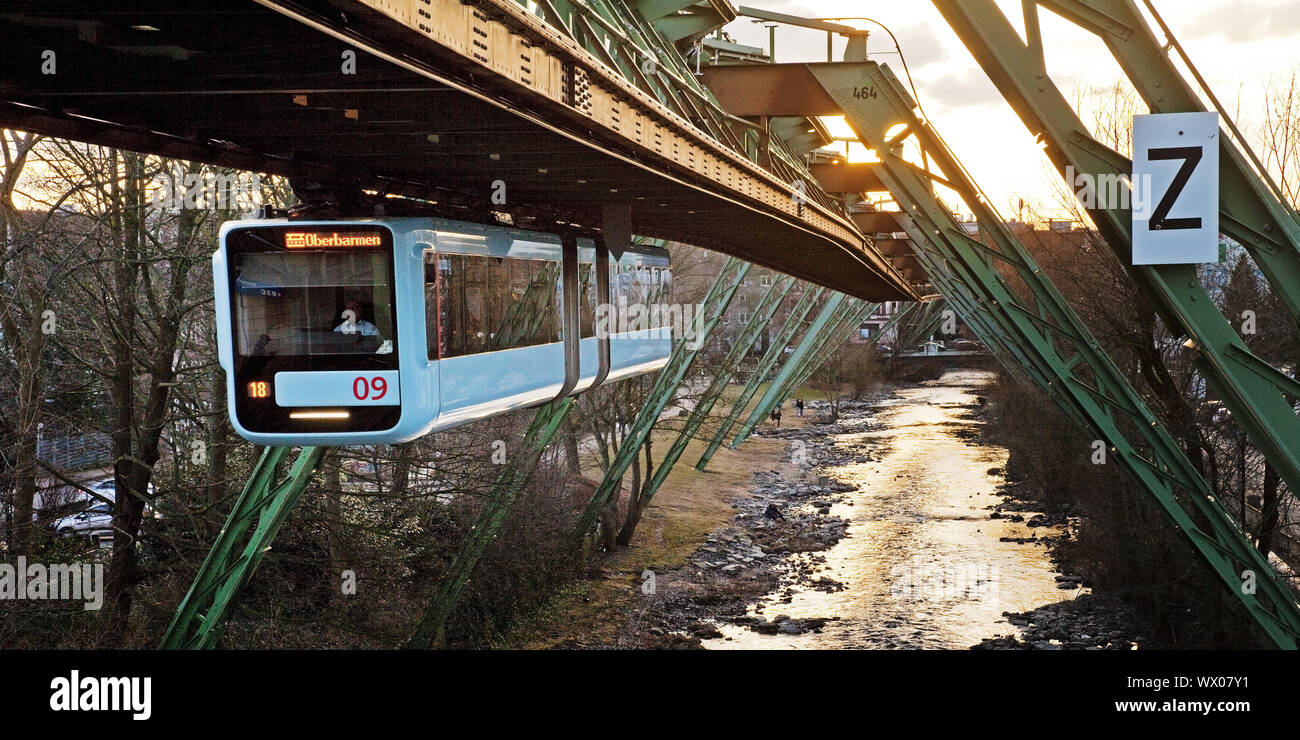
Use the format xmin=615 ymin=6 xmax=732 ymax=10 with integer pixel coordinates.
xmin=629 ymin=371 xmax=1147 ymax=650
xmin=626 ymin=399 xmax=880 ymax=647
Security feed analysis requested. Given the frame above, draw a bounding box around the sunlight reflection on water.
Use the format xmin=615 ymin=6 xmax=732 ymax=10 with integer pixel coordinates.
xmin=706 ymin=370 xmax=1069 ymax=649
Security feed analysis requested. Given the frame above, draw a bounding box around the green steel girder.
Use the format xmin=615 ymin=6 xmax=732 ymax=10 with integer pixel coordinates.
xmin=766 ymin=296 xmax=877 ymax=407
xmin=635 ymin=0 xmax=725 ymax=23
xmin=894 ymin=220 xmax=1074 ymax=397
xmin=898 ymin=296 xmax=947 ymax=350
xmin=771 ymin=116 xmax=822 ymax=144
xmin=653 ymin=12 xmax=725 ymax=45
xmin=728 ymin=292 xmax=852 ymax=447
xmin=694 ymin=283 xmax=827 ymax=470
xmin=1037 ymin=0 xmax=1300 ymax=308
xmin=635 ymin=274 xmax=798 ymax=508
xmin=161 ymin=445 xmax=328 ymax=650
xmin=811 ymin=60 xmax=1300 ymax=648
xmin=932 ymin=0 xmax=1300 ymax=508
xmin=808 ymin=298 xmax=878 ymax=368
xmin=759 ymin=296 xmax=862 ymax=412
xmin=894 ymin=216 xmax=1098 ymax=433
xmin=892 ymin=218 xmax=1080 ymax=407
xmin=520 ymin=0 xmax=838 ymax=212
xmin=772 ymin=298 xmax=893 ymax=410
xmin=781 ymin=298 xmax=875 ymax=389
xmin=406 ymin=398 xmax=576 ymax=649
xmin=572 ymin=256 xmax=751 ymax=539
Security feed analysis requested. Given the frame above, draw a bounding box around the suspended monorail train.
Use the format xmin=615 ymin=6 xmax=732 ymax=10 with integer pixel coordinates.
xmin=214 ymin=217 xmax=672 ymax=445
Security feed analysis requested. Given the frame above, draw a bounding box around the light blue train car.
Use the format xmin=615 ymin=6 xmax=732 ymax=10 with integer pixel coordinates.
xmin=214 ymin=217 xmax=672 ymax=445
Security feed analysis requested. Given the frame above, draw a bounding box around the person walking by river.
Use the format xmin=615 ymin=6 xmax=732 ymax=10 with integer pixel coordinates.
xmin=795 ymin=398 xmax=804 ymax=417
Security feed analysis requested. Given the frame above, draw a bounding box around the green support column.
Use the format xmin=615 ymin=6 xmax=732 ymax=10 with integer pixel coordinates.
xmin=694 ymin=285 xmax=826 ymax=470
xmin=768 ymin=298 xmax=877 ymax=410
xmin=810 ymin=60 xmax=1300 ymax=647
xmin=933 ymin=0 xmax=1300 ymax=508
xmin=572 ymin=257 xmax=751 ymax=540
xmin=729 ymin=293 xmax=850 ymax=447
xmin=775 ymin=301 xmax=913 ymax=411
xmin=897 ymin=298 xmax=946 ymax=350
xmin=406 ymin=398 xmax=576 ymax=649
xmin=634 ymin=274 xmax=797 ymax=510
xmin=747 ymin=296 xmax=877 ymax=427
xmin=161 ymin=445 xmax=328 ymax=649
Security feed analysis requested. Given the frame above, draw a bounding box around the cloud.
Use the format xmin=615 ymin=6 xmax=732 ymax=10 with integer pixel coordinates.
xmin=1184 ymin=1 xmax=1300 ymax=42
xmin=914 ymin=67 xmax=1004 ymax=110
xmin=879 ymin=22 xmax=950 ymax=70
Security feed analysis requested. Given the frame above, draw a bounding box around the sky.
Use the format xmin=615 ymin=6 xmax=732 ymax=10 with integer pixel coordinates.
xmin=719 ymin=0 xmax=1300 ymax=220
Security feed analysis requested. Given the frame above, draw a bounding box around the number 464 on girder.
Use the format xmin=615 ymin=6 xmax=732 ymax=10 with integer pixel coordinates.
xmin=1132 ymin=111 xmax=1220 ymax=265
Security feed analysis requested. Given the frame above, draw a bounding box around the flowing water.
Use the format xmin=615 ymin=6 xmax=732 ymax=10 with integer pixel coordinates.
xmin=705 ymin=369 xmax=1068 ymax=649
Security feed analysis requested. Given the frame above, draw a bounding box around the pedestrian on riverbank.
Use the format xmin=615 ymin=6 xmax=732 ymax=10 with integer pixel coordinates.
xmin=773 ymin=408 xmax=782 ymax=427
xmin=795 ymin=398 xmax=804 ymax=417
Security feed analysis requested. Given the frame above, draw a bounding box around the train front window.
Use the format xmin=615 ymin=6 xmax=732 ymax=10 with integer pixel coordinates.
xmin=233 ymin=249 xmax=396 ymax=360
xmin=222 ymin=224 xmax=399 ymax=435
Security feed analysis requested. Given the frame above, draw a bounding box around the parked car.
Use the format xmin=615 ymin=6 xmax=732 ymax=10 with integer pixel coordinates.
xmin=86 ymin=477 xmax=156 ymax=501
xmin=51 ymin=501 xmax=114 ymax=543
xmin=84 ymin=478 xmax=161 ymax=518
xmin=41 ymin=478 xmax=161 ymax=526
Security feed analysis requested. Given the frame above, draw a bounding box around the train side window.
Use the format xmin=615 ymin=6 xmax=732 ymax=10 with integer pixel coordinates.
xmin=607 ymin=259 xmax=672 ymax=332
xmin=427 ymin=253 xmax=561 ymax=359
xmin=431 ymin=249 xmax=447 ymax=358
xmin=579 ymin=263 xmax=597 ymax=338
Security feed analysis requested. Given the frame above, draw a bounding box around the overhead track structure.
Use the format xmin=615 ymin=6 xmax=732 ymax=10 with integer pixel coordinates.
xmin=0 ymin=0 xmax=917 ymax=301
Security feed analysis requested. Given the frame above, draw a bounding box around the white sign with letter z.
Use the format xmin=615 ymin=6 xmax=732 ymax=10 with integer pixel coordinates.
xmin=1132 ymin=111 xmax=1219 ymax=265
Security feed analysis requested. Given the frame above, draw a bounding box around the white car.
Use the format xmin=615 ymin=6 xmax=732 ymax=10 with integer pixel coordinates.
xmin=51 ymin=502 xmax=114 ymax=543
xmin=80 ymin=479 xmax=161 ymax=519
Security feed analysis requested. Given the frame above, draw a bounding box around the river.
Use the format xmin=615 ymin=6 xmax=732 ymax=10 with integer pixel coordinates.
xmin=704 ymin=369 xmax=1069 ymax=649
